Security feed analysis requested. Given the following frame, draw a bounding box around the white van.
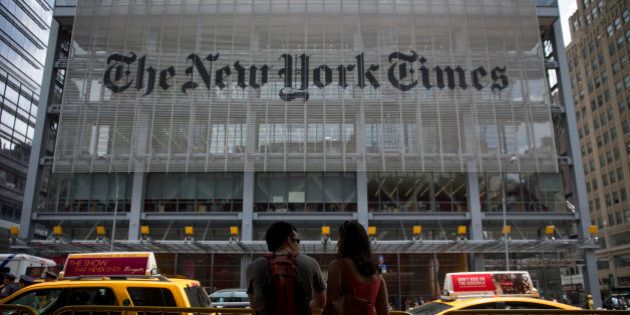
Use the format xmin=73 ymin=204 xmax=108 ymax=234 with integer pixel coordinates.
xmin=0 ymin=254 xmax=57 ymax=282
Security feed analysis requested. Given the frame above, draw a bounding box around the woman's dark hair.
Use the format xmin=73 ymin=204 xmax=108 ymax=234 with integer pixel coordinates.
xmin=265 ymin=221 xmax=297 ymax=252
xmin=338 ymin=221 xmax=378 ymax=277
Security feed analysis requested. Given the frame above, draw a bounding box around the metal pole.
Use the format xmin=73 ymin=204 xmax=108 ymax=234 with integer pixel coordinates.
xmin=502 ymin=172 xmax=509 ymax=271
xmin=209 ymin=253 xmax=215 ymax=291
xmin=110 ymin=174 xmax=119 ymax=251
xmin=397 ymin=253 xmax=402 ymax=311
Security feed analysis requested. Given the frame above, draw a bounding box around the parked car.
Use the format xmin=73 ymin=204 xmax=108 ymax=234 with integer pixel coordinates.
xmin=209 ymin=289 xmax=250 ymax=308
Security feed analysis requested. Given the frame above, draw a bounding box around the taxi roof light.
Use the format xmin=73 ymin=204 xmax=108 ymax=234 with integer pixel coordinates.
xmin=441 ymin=271 xmax=540 ymax=301
xmin=62 ymin=252 xmax=160 ymax=279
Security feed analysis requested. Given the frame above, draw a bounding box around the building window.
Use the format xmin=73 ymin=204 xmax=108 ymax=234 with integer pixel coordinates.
xmin=609 ymin=42 xmax=616 ymax=56
xmin=611 ymin=232 xmax=630 ymax=247
xmin=145 ymin=173 xmax=243 ymax=212
xmin=479 ymin=173 xmax=565 ymax=213
xmin=614 ymin=254 xmax=630 ymax=268
xmin=46 ymin=173 xmax=132 ymax=212
xmin=613 ymin=61 xmax=621 ymax=74
xmin=614 ymin=17 xmax=622 ymax=29
xmin=591 ymin=7 xmax=599 ymax=19
xmin=255 ymin=172 xmax=356 ymax=212
xmin=607 ymin=25 xmax=614 ymax=37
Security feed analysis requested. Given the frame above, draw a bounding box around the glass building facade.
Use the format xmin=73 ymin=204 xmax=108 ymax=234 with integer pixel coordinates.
xmin=17 ymin=0 xmax=603 ymax=308
xmin=0 ymin=0 xmax=54 ymax=248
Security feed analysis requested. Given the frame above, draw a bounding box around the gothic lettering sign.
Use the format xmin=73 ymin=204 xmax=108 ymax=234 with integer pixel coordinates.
xmin=54 ymin=0 xmax=558 ymax=173
xmin=103 ymin=51 xmax=509 ymax=101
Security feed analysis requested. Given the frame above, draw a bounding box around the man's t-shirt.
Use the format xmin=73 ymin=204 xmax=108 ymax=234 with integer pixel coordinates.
xmin=246 ymin=254 xmax=326 ymax=312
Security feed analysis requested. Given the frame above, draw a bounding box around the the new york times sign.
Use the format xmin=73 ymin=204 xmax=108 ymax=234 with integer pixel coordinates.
xmin=104 ymin=51 xmax=508 ymax=101
xmin=54 ymin=0 xmax=558 ymax=174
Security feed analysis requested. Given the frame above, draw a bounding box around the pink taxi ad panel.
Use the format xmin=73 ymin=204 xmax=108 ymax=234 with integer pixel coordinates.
xmin=64 ymin=256 xmax=148 ymax=277
xmin=451 ymin=273 xmax=495 ymax=292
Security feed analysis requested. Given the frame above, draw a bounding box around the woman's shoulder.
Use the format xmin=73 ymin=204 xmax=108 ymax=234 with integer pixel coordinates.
xmin=328 ymin=257 xmax=344 ymax=268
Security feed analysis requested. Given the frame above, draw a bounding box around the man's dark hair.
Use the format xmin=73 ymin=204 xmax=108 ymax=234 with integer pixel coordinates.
xmin=265 ymin=221 xmax=297 ymax=252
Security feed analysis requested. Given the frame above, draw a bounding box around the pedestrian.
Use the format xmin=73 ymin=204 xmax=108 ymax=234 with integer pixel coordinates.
xmin=44 ymin=271 xmax=57 ymax=282
xmin=323 ymin=221 xmax=388 ymax=315
xmin=0 ymin=273 xmax=19 ymax=298
xmin=246 ymin=221 xmax=327 ymax=315
xmin=18 ymin=275 xmax=35 ymax=290
xmin=584 ymin=294 xmax=594 ymax=310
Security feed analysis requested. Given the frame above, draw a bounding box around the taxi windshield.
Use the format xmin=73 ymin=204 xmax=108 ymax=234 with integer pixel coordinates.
xmin=409 ymin=302 xmax=453 ymax=315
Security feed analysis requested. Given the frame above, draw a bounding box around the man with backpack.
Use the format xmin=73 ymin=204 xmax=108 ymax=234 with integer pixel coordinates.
xmin=246 ymin=221 xmax=327 ymax=315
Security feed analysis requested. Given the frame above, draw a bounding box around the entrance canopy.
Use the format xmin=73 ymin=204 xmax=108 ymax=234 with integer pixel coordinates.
xmin=26 ymin=239 xmax=582 ymax=255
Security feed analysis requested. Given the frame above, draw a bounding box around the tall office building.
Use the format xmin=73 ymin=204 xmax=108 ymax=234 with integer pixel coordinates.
xmin=16 ymin=0 xmax=601 ymax=306
xmin=567 ymin=0 xmax=630 ymax=296
xmin=0 ymin=0 xmax=54 ymax=248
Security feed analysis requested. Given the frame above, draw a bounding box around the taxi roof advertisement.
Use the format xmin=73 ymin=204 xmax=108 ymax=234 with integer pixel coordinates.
xmin=451 ymin=273 xmax=495 ymax=292
xmin=444 ymin=271 xmax=538 ymax=299
xmin=62 ymin=252 xmax=155 ymax=278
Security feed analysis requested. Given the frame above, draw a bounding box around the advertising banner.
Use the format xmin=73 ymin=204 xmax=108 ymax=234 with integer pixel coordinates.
xmin=443 ymin=271 xmax=539 ymax=299
xmin=63 ymin=257 xmax=148 ymax=277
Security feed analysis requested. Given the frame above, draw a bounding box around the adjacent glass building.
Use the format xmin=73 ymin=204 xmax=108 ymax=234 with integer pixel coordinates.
xmin=17 ymin=0 xmax=601 ymax=308
xmin=0 ymin=0 xmax=54 ymax=249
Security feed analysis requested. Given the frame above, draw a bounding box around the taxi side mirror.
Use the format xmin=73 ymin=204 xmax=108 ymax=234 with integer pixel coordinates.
xmin=123 ymin=299 xmax=131 ymax=306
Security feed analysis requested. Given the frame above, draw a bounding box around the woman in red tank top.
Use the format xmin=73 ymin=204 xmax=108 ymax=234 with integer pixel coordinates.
xmin=323 ymin=221 xmax=389 ymax=315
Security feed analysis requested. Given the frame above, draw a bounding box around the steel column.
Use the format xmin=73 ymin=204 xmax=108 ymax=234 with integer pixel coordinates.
xmin=356 ymin=170 xmax=368 ymax=228
xmin=553 ymin=19 xmax=601 ymax=307
xmin=242 ymin=171 xmax=254 ymax=241
xmin=128 ymin=172 xmax=145 ymax=240
xmin=467 ymin=171 xmax=485 ymax=271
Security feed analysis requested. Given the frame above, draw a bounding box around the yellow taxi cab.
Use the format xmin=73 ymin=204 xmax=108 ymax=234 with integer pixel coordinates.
xmin=407 ymin=271 xmax=580 ymax=315
xmin=0 ymin=252 xmax=210 ymax=315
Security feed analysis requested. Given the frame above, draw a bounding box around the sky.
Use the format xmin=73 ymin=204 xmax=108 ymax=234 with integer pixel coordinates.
xmin=559 ymin=0 xmax=578 ymax=46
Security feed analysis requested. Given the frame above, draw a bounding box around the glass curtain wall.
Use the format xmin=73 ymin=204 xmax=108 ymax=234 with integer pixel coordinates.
xmin=144 ymin=173 xmax=243 ymax=212
xmin=254 ymin=173 xmax=356 ymax=212
xmin=367 ymin=173 xmax=467 ymax=212
xmin=46 ymin=173 xmax=132 ymax=212
xmin=478 ymin=173 xmax=566 ymax=212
